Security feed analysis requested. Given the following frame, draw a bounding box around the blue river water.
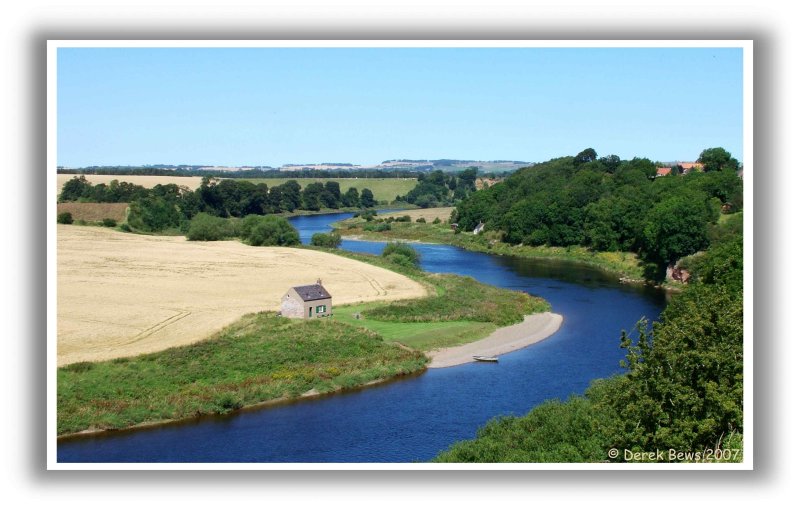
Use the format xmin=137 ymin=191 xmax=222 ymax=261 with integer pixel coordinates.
xmin=57 ymin=211 xmax=667 ymax=463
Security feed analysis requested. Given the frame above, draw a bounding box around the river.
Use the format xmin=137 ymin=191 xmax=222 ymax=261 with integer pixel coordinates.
xmin=57 ymin=211 xmax=667 ymax=463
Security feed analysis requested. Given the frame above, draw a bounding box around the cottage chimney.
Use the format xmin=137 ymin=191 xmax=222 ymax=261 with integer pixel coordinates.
xmin=316 ymin=278 xmax=322 ymax=285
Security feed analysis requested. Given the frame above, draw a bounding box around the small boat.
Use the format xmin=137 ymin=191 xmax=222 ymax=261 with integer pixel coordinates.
xmin=472 ymin=355 xmax=498 ymax=362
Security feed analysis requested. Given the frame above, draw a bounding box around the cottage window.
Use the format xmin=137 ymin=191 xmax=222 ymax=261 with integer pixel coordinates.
xmin=316 ymin=305 xmax=327 ymax=313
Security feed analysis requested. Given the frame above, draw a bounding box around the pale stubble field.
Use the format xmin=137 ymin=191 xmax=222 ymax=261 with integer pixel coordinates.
xmin=57 ymin=225 xmax=428 ymax=366
xmin=57 ymin=174 xmax=204 ymax=191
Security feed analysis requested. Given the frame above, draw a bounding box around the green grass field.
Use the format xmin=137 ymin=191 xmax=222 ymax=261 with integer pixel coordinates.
xmin=328 ymin=268 xmax=548 ymax=351
xmin=334 ymin=304 xmax=497 ymax=351
xmin=240 ymin=177 xmax=419 ymax=203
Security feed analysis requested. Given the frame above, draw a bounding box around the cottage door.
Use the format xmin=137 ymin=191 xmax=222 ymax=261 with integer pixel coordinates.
xmin=309 ymin=307 xmax=312 ymax=318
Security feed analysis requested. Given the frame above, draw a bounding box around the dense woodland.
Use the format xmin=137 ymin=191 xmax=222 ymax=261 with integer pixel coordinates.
xmin=58 ymin=176 xmax=377 ymax=234
xmin=396 ymin=168 xmax=478 ymax=207
xmin=453 ymin=147 xmax=743 ymax=280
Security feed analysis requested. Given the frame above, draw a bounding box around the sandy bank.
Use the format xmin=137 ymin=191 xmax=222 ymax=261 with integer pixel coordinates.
xmin=426 ymin=312 xmax=563 ymax=368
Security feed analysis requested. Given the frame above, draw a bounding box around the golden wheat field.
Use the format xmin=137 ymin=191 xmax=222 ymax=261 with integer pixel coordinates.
xmin=57 ymin=174 xmax=204 ymax=192
xmin=57 ymin=225 xmax=429 ymax=366
xmin=56 ymin=202 xmax=129 ymax=223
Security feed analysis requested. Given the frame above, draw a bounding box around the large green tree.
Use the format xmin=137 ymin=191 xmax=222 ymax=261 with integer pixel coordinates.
xmin=341 ymin=187 xmax=360 ymax=207
xmin=277 ymin=180 xmax=302 ymax=211
xmin=640 ymin=193 xmax=715 ymax=276
xmin=301 ymin=182 xmax=325 ymax=211
xmin=360 ymin=188 xmax=376 ymax=208
xmin=127 ymin=196 xmax=181 ymax=232
xmin=321 ymin=181 xmax=342 ymax=209
xmin=573 ymin=148 xmax=598 ymax=165
xmin=697 ymin=147 xmax=740 ymax=173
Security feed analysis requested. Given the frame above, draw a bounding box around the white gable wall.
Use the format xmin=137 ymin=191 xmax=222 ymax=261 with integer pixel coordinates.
xmin=280 ymin=288 xmax=333 ymax=319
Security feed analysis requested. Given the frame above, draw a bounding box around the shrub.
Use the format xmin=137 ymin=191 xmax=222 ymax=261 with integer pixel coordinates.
xmin=57 ymin=212 xmax=73 ymax=224
xmin=213 ymin=392 xmax=244 ymax=413
xmin=416 ymin=217 xmax=427 ymax=223
xmin=127 ymin=196 xmax=181 ymax=232
xmin=101 ymin=218 xmax=117 ymax=227
xmin=397 ymin=215 xmax=412 ymax=222
xmin=364 ymin=223 xmax=391 ymax=232
xmin=432 ymin=217 xmax=441 ymax=224
xmin=239 ymin=215 xmax=300 ymax=246
xmin=186 ymin=212 xmax=232 ymax=241
xmin=381 ymin=242 xmax=419 ymax=267
xmin=311 ymin=232 xmax=342 ymax=248
xmin=119 ymin=223 xmax=132 ymax=232
xmin=385 ymin=253 xmax=416 ymax=267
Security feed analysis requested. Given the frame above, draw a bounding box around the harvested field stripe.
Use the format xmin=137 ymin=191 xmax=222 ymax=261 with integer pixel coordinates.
xmin=130 ymin=309 xmax=192 ymax=343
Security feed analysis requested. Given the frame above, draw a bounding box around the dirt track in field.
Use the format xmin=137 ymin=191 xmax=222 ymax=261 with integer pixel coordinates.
xmin=57 ymin=225 xmax=428 ymax=366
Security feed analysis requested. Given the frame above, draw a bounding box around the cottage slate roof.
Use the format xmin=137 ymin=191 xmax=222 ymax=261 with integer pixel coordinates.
xmin=291 ymin=284 xmax=332 ymax=302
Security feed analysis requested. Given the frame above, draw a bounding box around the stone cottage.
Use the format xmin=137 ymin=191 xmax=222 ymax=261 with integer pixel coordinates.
xmin=281 ymin=279 xmax=333 ymax=319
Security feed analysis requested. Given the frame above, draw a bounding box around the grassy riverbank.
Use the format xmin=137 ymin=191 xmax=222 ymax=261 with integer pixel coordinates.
xmin=333 ymin=217 xmax=647 ymax=282
xmin=331 ymin=270 xmax=549 ymax=351
xmin=319 ymin=246 xmax=550 ymax=350
xmin=304 ymin=244 xmax=551 ymax=327
xmin=58 ymin=313 xmax=428 ymax=436
xmin=334 ymin=304 xmax=497 ymax=352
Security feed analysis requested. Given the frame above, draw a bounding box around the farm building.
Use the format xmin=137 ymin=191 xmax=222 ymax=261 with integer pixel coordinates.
xmin=281 ymin=279 xmax=333 ymax=319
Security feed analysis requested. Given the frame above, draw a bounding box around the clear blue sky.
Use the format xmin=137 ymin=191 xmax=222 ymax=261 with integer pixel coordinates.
xmin=57 ymin=46 xmax=744 ymax=167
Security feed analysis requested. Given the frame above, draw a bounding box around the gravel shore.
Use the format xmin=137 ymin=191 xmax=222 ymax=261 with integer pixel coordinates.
xmin=426 ymin=312 xmax=563 ymax=368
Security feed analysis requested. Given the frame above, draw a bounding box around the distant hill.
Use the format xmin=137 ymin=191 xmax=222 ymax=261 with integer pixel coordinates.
xmin=58 ymin=159 xmax=531 ymax=178
xmin=376 ymin=159 xmax=530 ymax=173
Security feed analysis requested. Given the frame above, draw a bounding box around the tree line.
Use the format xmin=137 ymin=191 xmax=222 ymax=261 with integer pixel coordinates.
xmin=58 ymin=175 xmax=377 ymax=233
xmin=453 ymin=147 xmax=743 ymax=281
